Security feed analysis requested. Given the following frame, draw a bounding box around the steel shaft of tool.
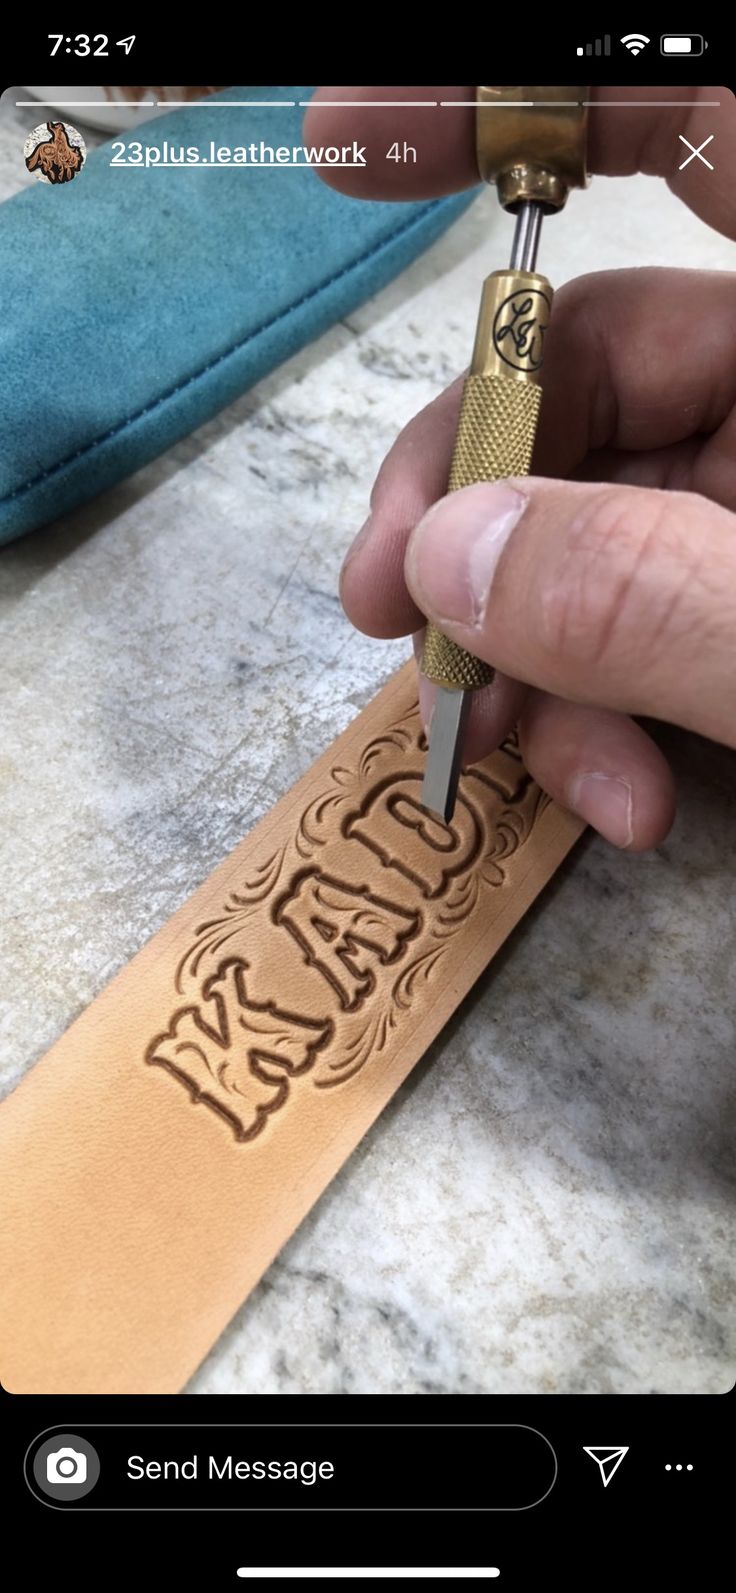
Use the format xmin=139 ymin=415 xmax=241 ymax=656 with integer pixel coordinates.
xmin=509 ymin=200 xmax=543 ymax=271
xmin=421 ymin=201 xmax=545 ymax=825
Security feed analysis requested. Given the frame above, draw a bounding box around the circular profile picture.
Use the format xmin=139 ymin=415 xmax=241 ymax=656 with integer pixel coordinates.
xmin=24 ymin=120 xmax=86 ymax=184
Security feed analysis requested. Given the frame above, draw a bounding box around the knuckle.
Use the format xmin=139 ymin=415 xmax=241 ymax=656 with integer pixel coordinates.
xmin=537 ymin=488 xmax=695 ymax=672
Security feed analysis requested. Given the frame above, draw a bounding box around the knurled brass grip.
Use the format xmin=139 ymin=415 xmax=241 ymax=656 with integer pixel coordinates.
xmin=421 ymin=267 xmax=552 ymax=692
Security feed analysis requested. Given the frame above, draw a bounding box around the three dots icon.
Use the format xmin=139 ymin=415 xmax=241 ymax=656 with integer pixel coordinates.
xmin=665 ymin=1464 xmax=694 ymax=1471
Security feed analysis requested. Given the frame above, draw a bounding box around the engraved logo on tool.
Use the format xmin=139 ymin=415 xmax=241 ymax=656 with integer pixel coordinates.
xmin=145 ymin=703 xmax=546 ymax=1141
xmin=493 ymin=288 xmax=550 ymax=372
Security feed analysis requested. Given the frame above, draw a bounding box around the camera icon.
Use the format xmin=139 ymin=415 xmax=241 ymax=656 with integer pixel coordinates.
xmin=46 ymin=1446 xmax=87 ymax=1484
xmin=31 ymin=1432 xmax=100 ymax=1501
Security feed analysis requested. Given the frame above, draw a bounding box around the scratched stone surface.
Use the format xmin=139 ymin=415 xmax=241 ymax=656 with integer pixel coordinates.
xmin=0 ymin=89 xmax=734 ymax=1393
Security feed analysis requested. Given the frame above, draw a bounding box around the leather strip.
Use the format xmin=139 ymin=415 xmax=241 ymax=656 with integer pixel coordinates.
xmin=0 ymin=664 xmax=583 ymax=1392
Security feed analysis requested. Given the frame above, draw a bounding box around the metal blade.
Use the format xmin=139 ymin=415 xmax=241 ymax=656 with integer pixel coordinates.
xmin=421 ymin=686 xmax=471 ymax=823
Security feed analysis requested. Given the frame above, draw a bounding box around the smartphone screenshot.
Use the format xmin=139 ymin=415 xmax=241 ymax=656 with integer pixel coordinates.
xmin=0 ymin=25 xmax=731 ymax=1589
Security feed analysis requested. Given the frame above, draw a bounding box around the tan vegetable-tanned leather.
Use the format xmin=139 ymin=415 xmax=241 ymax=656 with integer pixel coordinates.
xmin=0 ymin=664 xmax=583 ymax=1392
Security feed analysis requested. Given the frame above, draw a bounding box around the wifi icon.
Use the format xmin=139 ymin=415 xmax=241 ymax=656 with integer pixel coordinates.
xmin=621 ymin=32 xmax=650 ymax=54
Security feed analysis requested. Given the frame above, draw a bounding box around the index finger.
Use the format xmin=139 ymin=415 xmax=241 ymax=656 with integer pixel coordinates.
xmin=303 ymin=85 xmax=736 ymax=239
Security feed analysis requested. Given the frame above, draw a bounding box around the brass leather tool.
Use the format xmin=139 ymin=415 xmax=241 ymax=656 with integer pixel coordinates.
xmin=421 ymin=86 xmax=589 ymax=823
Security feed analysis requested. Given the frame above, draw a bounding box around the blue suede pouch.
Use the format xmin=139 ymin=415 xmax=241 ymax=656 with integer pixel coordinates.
xmin=0 ymin=88 xmax=477 ymax=545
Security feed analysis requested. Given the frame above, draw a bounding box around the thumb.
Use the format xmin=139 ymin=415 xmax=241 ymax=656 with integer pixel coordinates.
xmin=405 ymin=478 xmax=736 ymax=748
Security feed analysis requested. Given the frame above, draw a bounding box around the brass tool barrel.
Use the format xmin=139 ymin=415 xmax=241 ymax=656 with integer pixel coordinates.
xmin=421 ymin=264 xmax=552 ymax=692
xmin=420 ymin=86 xmax=588 ymax=824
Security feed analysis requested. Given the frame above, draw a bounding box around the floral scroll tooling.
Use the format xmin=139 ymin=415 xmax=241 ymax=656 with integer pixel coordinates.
xmin=146 ymin=700 xmax=547 ymax=1141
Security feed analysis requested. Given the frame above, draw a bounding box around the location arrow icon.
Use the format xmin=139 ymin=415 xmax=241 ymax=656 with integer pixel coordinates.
xmin=583 ymin=1446 xmax=629 ymax=1488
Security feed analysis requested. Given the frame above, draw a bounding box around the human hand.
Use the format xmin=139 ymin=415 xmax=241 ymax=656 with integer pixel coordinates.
xmin=307 ymin=87 xmax=736 ymax=849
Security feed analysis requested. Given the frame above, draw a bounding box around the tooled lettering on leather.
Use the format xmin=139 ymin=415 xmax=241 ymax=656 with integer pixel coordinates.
xmin=145 ymin=700 xmax=549 ymax=1141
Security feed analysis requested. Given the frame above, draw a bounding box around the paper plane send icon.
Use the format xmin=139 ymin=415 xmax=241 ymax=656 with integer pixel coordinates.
xmin=583 ymin=1446 xmax=629 ymax=1487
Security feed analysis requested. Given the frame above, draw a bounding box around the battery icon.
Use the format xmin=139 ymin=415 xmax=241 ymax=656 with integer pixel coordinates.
xmin=660 ymin=34 xmax=707 ymax=54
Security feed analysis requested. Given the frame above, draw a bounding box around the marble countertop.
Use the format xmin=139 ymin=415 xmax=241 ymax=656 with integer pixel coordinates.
xmin=0 ymin=92 xmax=734 ymax=1393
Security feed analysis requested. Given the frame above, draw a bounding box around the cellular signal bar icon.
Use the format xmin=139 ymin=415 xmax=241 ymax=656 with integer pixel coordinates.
xmin=577 ymin=35 xmax=611 ymax=55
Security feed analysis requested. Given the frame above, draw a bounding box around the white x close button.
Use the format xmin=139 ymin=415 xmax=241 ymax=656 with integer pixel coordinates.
xmin=678 ymin=133 xmax=715 ymax=170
